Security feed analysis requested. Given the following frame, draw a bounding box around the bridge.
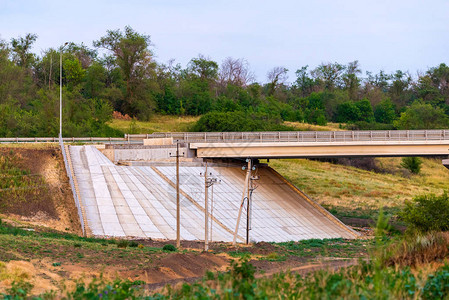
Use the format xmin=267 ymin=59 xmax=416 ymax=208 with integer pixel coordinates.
xmin=125 ymin=129 xmax=449 ymax=159
xmin=4 ymin=130 xmax=449 ymax=243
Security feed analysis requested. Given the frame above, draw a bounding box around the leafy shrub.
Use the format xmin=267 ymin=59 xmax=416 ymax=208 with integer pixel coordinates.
xmin=399 ymin=192 xmax=449 ymax=233
xmin=401 ymin=157 xmax=422 ymax=174
xmin=67 ymin=278 xmax=145 ymax=299
xmin=422 ymin=264 xmax=449 ymax=299
xmin=116 ymin=240 xmax=129 ymax=248
xmin=3 ymin=280 xmax=33 ymax=299
xmin=162 ymin=244 xmax=177 ymax=252
xmin=129 ymin=241 xmax=139 ymax=248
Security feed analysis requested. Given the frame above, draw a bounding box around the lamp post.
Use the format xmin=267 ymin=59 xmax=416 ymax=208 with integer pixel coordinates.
xmin=59 ymin=42 xmax=68 ymax=138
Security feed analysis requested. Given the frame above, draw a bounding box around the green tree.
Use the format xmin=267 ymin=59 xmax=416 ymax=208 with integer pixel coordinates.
xmin=394 ymin=101 xmax=449 ymax=129
xmin=94 ymin=26 xmax=156 ymax=119
xmin=187 ymin=55 xmax=218 ymax=81
xmin=342 ymin=60 xmax=361 ymax=100
xmin=10 ymin=33 xmax=37 ymax=69
xmin=374 ymin=99 xmax=396 ymax=124
xmin=335 ymin=101 xmax=360 ymax=123
xmin=354 ymin=99 xmax=374 ymax=122
xmin=83 ymin=62 xmax=106 ymax=99
xmin=64 ymin=58 xmax=85 ymax=89
xmin=294 ymin=65 xmax=315 ymax=97
xmin=311 ymin=62 xmax=345 ymax=90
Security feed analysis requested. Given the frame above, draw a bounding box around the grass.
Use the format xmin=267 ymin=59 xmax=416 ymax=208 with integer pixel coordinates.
xmin=107 ymin=115 xmax=200 ymax=134
xmin=269 ymin=157 xmax=449 ymax=219
xmin=0 ymin=221 xmax=166 ymax=266
xmin=0 ymin=149 xmax=54 ymax=217
xmin=276 ymin=238 xmax=373 ymax=258
xmin=283 ymin=121 xmax=345 ymax=131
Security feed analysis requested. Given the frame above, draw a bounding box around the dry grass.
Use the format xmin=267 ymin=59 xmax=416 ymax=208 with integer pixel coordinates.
xmin=385 ymin=232 xmax=449 ymax=267
xmin=283 ymin=122 xmax=345 ymax=131
xmin=269 ymin=157 xmax=449 ymax=218
xmin=108 ymin=115 xmax=200 ymax=134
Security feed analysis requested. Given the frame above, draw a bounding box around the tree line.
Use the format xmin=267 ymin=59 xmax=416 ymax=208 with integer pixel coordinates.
xmin=1 ymin=26 xmax=449 ymax=136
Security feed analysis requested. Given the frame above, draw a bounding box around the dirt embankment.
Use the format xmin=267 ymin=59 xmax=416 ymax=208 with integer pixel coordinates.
xmin=0 ymin=145 xmax=81 ymax=234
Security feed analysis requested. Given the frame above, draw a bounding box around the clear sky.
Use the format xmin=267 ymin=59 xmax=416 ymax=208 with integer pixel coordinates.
xmin=1 ymin=0 xmax=448 ymax=82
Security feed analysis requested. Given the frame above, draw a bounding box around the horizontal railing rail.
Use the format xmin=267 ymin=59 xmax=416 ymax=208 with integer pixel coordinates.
xmin=0 ymin=137 xmax=139 ymax=144
xmin=125 ymin=130 xmax=449 ymax=143
xmin=3 ymin=130 xmax=449 ymax=144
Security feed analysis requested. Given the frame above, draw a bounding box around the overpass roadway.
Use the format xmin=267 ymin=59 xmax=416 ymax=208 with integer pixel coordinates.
xmin=190 ymin=140 xmax=449 ymax=158
xmin=131 ymin=130 xmax=449 ymax=159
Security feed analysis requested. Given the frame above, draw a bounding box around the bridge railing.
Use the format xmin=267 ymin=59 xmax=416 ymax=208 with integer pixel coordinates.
xmin=3 ymin=130 xmax=449 ymax=144
xmin=0 ymin=137 xmax=139 ymax=144
xmin=126 ymin=130 xmax=449 ymax=143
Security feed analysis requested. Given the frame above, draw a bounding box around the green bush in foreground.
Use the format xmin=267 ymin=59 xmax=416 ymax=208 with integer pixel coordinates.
xmin=162 ymin=244 xmax=177 ymax=252
xmin=401 ymin=157 xmax=422 ymax=174
xmin=422 ymin=264 xmax=449 ymax=299
xmin=399 ymin=192 xmax=449 ymax=233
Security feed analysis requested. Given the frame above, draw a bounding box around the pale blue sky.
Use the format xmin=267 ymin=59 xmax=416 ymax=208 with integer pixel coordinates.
xmin=1 ymin=0 xmax=448 ymax=82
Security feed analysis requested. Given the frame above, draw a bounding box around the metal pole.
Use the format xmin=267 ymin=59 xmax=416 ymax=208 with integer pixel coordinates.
xmin=233 ymin=159 xmax=251 ymax=245
xmin=246 ymin=159 xmax=252 ymax=245
xmin=59 ymin=42 xmax=68 ymax=138
xmin=210 ymin=184 xmax=214 ymax=241
xmin=176 ymin=141 xmax=180 ymax=248
xmin=204 ymin=162 xmax=209 ymax=251
xmin=59 ymin=47 xmax=62 ymax=138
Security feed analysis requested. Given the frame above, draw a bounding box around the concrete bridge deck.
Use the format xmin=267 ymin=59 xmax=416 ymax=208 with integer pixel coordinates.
xmin=127 ymin=130 xmax=449 ymax=159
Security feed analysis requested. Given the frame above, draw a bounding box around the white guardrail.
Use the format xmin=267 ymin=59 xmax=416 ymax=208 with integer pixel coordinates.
xmin=126 ymin=130 xmax=449 ymax=143
xmin=0 ymin=137 xmax=138 ymax=143
xmin=3 ymin=130 xmax=449 ymax=144
xmin=58 ymin=136 xmax=85 ymax=236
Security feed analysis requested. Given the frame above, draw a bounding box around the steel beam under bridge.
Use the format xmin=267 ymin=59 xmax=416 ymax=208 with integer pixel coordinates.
xmin=190 ymin=140 xmax=449 ymax=158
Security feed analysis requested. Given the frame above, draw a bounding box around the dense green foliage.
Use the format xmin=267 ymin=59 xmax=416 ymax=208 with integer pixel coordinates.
xmin=1 ymin=29 xmax=449 ymax=136
xmin=192 ymin=111 xmax=293 ymax=132
xmin=422 ymin=265 xmax=449 ymax=299
xmin=399 ymin=192 xmax=449 ymax=233
xmin=401 ymin=157 xmax=423 ymax=174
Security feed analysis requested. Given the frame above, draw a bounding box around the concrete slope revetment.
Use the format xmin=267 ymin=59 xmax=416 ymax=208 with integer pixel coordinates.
xmin=69 ymin=145 xmax=357 ymax=242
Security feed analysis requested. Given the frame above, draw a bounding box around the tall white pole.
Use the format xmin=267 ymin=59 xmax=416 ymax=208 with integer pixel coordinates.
xmin=59 ymin=47 xmax=62 ymax=138
xmin=59 ymin=42 xmax=68 ymax=138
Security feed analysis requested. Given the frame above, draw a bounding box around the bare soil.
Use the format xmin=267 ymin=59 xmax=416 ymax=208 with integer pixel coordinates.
xmin=0 ymin=146 xmax=81 ymax=234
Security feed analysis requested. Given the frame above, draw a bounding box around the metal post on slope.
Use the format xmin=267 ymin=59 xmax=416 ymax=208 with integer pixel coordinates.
xmin=246 ymin=164 xmax=259 ymax=245
xmin=210 ymin=184 xmax=214 ymax=242
xmin=233 ymin=158 xmax=251 ymax=245
xmin=169 ymin=141 xmax=184 ymax=248
xmin=201 ymin=163 xmax=220 ymax=251
xmin=204 ymin=162 xmax=209 ymax=251
xmin=176 ymin=142 xmax=180 ymax=248
xmin=246 ymin=168 xmax=251 ymax=245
